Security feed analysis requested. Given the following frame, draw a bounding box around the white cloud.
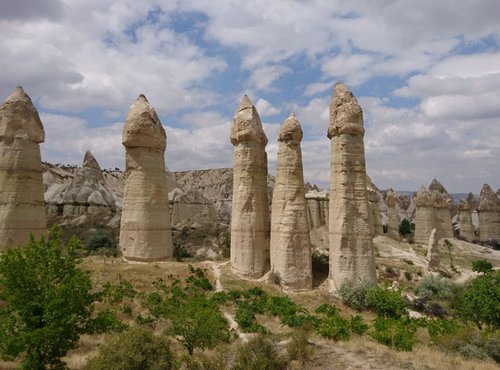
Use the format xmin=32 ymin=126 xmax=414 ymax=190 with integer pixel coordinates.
xmin=255 ymin=98 xmax=280 ymax=116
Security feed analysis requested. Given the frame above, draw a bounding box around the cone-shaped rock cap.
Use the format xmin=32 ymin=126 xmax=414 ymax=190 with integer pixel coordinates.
xmin=83 ymin=150 xmax=102 ymax=171
xmin=415 ymin=186 xmax=433 ymax=206
xmin=429 ymin=178 xmax=448 ymax=194
xmin=385 ymin=190 xmax=398 ymax=207
xmin=477 ymin=184 xmax=500 ymax=212
xmin=466 ymin=192 xmax=478 ymax=210
xmin=0 ymin=86 xmax=45 ymax=143
xmin=327 ymin=82 xmax=364 ymax=139
xmin=457 ymin=199 xmax=471 ymax=212
xmin=432 ymin=191 xmax=449 ymax=208
xmin=278 ymin=112 xmax=303 ymax=142
xmin=122 ymin=94 xmax=166 ymax=151
xmin=230 ymin=95 xmax=267 ymax=146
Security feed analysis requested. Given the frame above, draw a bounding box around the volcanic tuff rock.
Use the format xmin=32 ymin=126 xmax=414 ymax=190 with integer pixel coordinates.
xmin=427 ymin=228 xmax=440 ymax=271
xmin=457 ymin=199 xmax=475 ymax=241
xmin=306 ymin=189 xmax=329 ymax=230
xmin=119 ymin=94 xmax=173 ymax=261
xmin=432 ymin=191 xmax=454 ymax=240
xmin=414 ymin=186 xmax=435 ymax=244
xmin=0 ymin=87 xmax=46 ymax=251
xmin=477 ymin=184 xmax=500 ymax=240
xmin=327 ymin=83 xmax=376 ymax=291
xmin=230 ymin=95 xmax=270 ymax=278
xmin=385 ymin=190 xmax=400 ymax=240
xmin=270 ymin=113 xmax=312 ymax=291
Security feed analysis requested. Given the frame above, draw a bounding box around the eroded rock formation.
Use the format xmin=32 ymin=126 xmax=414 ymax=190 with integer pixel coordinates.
xmin=270 ymin=113 xmax=312 ymax=291
xmin=385 ymin=190 xmax=400 ymax=240
xmin=427 ymin=228 xmax=440 ymax=270
xmin=432 ymin=191 xmax=454 ymax=240
xmin=457 ymin=199 xmax=474 ymax=241
xmin=230 ymin=95 xmax=270 ymax=278
xmin=0 ymin=87 xmax=46 ymax=251
xmin=414 ymin=186 xmax=435 ymax=244
xmin=119 ymin=94 xmax=173 ymax=261
xmin=327 ymin=83 xmax=376 ymax=291
xmin=477 ymin=184 xmax=500 ymax=240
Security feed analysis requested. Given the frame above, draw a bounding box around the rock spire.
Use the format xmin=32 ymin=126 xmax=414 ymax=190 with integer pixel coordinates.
xmin=385 ymin=190 xmax=400 ymax=240
xmin=119 ymin=94 xmax=173 ymax=261
xmin=230 ymin=95 xmax=270 ymax=278
xmin=0 ymin=86 xmax=47 ymax=251
xmin=427 ymin=228 xmax=440 ymax=271
xmin=327 ymin=83 xmax=376 ymax=291
xmin=270 ymin=113 xmax=312 ymax=291
xmin=477 ymin=184 xmax=500 ymax=240
xmin=457 ymin=199 xmax=474 ymax=241
xmin=414 ymin=186 xmax=434 ymax=244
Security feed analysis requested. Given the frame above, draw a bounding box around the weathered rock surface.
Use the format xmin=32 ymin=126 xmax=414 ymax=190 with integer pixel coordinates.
xmin=427 ymin=228 xmax=440 ymax=270
xmin=414 ymin=186 xmax=435 ymax=244
xmin=457 ymin=199 xmax=475 ymax=241
xmin=170 ymin=188 xmax=218 ymax=227
xmin=477 ymin=184 xmax=500 ymax=240
xmin=119 ymin=94 xmax=173 ymax=261
xmin=432 ymin=191 xmax=454 ymax=240
xmin=270 ymin=113 xmax=312 ymax=291
xmin=385 ymin=190 xmax=400 ymax=240
xmin=306 ymin=189 xmax=329 ymax=230
xmin=230 ymin=95 xmax=270 ymax=278
xmin=327 ymin=83 xmax=376 ymax=290
xmin=0 ymin=87 xmax=46 ymax=250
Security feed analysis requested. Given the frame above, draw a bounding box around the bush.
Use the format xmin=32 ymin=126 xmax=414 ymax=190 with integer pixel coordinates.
xmin=370 ymin=317 xmax=417 ymax=351
xmin=233 ymin=334 xmax=288 ymax=370
xmin=317 ymin=315 xmax=351 ymax=341
xmin=86 ymin=228 xmax=115 ymax=251
xmin=471 ymin=259 xmax=494 ymax=274
xmin=415 ymin=275 xmax=455 ymax=300
xmin=287 ymin=324 xmax=314 ymax=365
xmin=366 ymin=287 xmax=407 ymax=318
xmin=350 ymin=315 xmax=369 ymax=335
xmin=0 ymin=230 xmax=101 ymax=369
xmin=426 ymin=319 xmax=460 ymax=344
xmin=399 ymin=219 xmax=413 ymax=237
xmin=457 ymin=271 xmax=500 ymax=330
xmin=86 ymin=327 xmax=175 ymax=370
xmin=337 ymin=280 xmax=372 ymax=311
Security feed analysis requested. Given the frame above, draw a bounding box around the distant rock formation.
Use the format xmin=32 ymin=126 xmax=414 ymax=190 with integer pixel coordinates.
xmin=466 ymin=192 xmax=478 ymax=211
xmin=427 ymin=228 xmax=440 ymax=270
xmin=477 ymin=184 xmax=500 ymax=240
xmin=385 ymin=190 xmax=400 ymax=240
xmin=415 ymin=186 xmax=434 ymax=244
xmin=270 ymin=113 xmax=312 ymax=291
xmin=0 ymin=87 xmax=46 ymax=251
xmin=432 ymin=191 xmax=454 ymax=240
xmin=170 ymin=188 xmax=218 ymax=227
xmin=230 ymin=95 xmax=270 ymax=278
xmin=366 ymin=176 xmax=384 ymax=236
xmin=327 ymin=83 xmax=376 ymax=291
xmin=306 ymin=189 xmax=329 ymax=230
xmin=58 ymin=151 xmax=116 ymax=223
xmin=457 ymin=199 xmax=474 ymax=241
xmin=119 ymin=94 xmax=173 ymax=261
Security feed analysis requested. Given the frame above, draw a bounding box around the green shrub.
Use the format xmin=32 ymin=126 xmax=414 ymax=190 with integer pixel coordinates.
xmin=233 ymin=334 xmax=289 ymax=370
xmin=86 ymin=228 xmax=115 ymax=251
xmin=370 ymin=317 xmax=417 ymax=351
xmin=317 ymin=315 xmax=351 ymax=341
xmin=415 ymin=275 xmax=456 ymax=300
xmin=86 ymin=327 xmax=175 ymax=370
xmin=350 ymin=315 xmax=369 ymax=335
xmin=471 ymin=259 xmax=494 ymax=274
xmin=102 ymin=279 xmax=137 ymax=304
xmin=366 ymin=287 xmax=407 ymax=318
xmin=337 ymin=280 xmax=372 ymax=311
xmin=426 ymin=318 xmax=460 ymax=344
xmin=0 ymin=230 xmax=102 ymax=369
xmin=399 ymin=219 xmax=413 ymax=237
xmin=457 ymin=271 xmax=500 ymax=330
xmin=315 ymin=303 xmax=339 ymax=317
xmin=235 ymin=301 xmax=267 ymax=333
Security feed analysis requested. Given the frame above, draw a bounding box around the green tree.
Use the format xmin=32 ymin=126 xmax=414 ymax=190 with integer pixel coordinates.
xmin=457 ymin=271 xmax=500 ymax=330
xmin=399 ymin=219 xmax=413 ymax=237
xmin=471 ymin=259 xmax=494 ymax=274
xmin=0 ymin=230 xmax=100 ymax=369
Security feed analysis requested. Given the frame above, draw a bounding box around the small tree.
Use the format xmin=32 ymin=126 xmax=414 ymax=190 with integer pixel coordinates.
xmin=471 ymin=259 xmax=494 ymax=274
xmin=0 ymin=229 xmax=99 ymax=369
xmin=399 ymin=219 xmax=413 ymax=237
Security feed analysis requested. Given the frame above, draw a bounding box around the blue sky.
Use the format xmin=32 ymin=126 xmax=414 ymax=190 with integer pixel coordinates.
xmin=1 ymin=0 xmax=500 ymax=193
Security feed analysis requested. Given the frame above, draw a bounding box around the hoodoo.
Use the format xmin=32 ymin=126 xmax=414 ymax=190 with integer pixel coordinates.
xmin=477 ymin=184 xmax=500 ymax=240
xmin=0 ymin=87 xmax=47 ymax=251
xmin=230 ymin=95 xmax=270 ymax=278
xmin=414 ymin=186 xmax=434 ymax=244
xmin=327 ymin=83 xmax=376 ymax=291
xmin=119 ymin=94 xmax=173 ymax=261
xmin=270 ymin=113 xmax=312 ymax=291
xmin=457 ymin=199 xmax=474 ymax=241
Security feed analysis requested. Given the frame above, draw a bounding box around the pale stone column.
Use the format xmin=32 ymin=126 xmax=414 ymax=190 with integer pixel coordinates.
xmin=414 ymin=186 xmax=434 ymax=244
xmin=119 ymin=94 xmax=173 ymax=261
xmin=0 ymin=87 xmax=46 ymax=251
xmin=427 ymin=228 xmax=440 ymax=271
xmin=270 ymin=113 xmax=312 ymax=291
xmin=432 ymin=191 xmax=454 ymax=240
xmin=477 ymin=184 xmax=500 ymax=240
xmin=385 ymin=190 xmax=400 ymax=240
xmin=230 ymin=95 xmax=270 ymax=278
xmin=457 ymin=199 xmax=474 ymax=241
xmin=327 ymin=83 xmax=376 ymax=291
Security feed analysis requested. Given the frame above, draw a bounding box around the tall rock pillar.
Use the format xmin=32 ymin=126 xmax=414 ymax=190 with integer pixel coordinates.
xmin=414 ymin=186 xmax=434 ymax=244
xmin=119 ymin=94 xmax=173 ymax=261
xmin=432 ymin=192 xmax=453 ymax=240
xmin=230 ymin=95 xmax=270 ymax=278
xmin=477 ymin=184 xmax=500 ymax=240
xmin=386 ymin=190 xmax=401 ymax=240
xmin=270 ymin=113 xmax=312 ymax=291
xmin=327 ymin=83 xmax=376 ymax=291
xmin=457 ymin=199 xmax=474 ymax=241
xmin=0 ymin=87 xmax=46 ymax=251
